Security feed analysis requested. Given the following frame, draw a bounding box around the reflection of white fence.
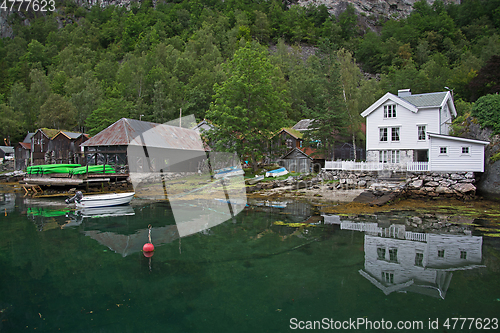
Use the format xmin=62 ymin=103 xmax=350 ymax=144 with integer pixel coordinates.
xmin=341 ymin=222 xmax=382 ymax=234
xmin=405 ymin=232 xmax=427 ymax=242
xmin=407 ymin=162 xmax=429 ymax=172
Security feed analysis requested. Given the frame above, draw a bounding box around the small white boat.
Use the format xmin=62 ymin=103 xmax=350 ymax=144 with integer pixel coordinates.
xmin=66 ymin=191 xmax=135 ymax=208
xmin=246 ymin=175 xmax=264 ymax=185
xmin=214 ymin=166 xmax=244 ymax=179
xmin=265 ymin=167 xmax=288 ymax=178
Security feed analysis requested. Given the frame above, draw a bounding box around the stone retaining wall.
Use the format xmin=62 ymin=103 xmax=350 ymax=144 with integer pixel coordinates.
xmin=405 ymin=171 xmax=477 ymax=199
xmin=317 ymin=170 xmax=478 ymax=199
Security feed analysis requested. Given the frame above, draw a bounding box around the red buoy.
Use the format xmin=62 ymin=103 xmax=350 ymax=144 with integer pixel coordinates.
xmin=143 ymin=243 xmax=154 ymax=252
xmin=143 ymin=224 xmax=155 ymax=257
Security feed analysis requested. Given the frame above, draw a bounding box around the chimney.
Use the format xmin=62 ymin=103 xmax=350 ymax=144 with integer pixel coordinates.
xmin=398 ymin=89 xmax=411 ymax=97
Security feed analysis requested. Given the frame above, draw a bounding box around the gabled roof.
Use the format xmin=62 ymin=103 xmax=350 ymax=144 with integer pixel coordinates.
xmin=279 ymin=127 xmax=303 ymax=139
xmin=35 ymin=128 xmax=60 ymax=139
xmin=192 ymin=119 xmax=214 ymax=133
xmin=281 ymin=147 xmax=312 ymax=160
xmin=361 ymin=91 xmax=456 ymax=117
xmin=23 ymin=132 xmax=34 ymax=143
xmin=292 ymin=119 xmax=314 ymax=131
xmin=52 ymin=131 xmax=86 ymax=140
xmin=361 ymin=92 xmax=418 ymax=117
xmin=428 ymin=133 xmax=490 ymax=145
xmin=19 ymin=142 xmax=31 ymax=150
xmin=401 ymin=92 xmax=447 ymax=107
xmin=82 ymin=118 xmax=205 ymax=151
xmin=0 ymin=146 xmax=14 ymax=154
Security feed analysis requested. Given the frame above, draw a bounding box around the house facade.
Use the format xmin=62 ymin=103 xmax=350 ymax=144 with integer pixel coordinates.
xmin=361 ymin=89 xmax=489 ymax=172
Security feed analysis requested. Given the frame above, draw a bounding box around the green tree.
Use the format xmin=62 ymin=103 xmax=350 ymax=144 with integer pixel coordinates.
xmin=337 ymin=48 xmax=366 ymax=160
xmin=8 ymin=83 xmax=30 ymax=130
xmin=206 ymin=42 xmax=289 ymax=171
xmin=471 ymin=94 xmax=500 ymax=134
xmin=66 ymin=71 xmax=104 ymax=132
xmin=304 ymin=53 xmax=347 ymax=160
xmin=0 ymin=103 xmax=24 ymax=145
xmin=28 ymin=69 xmax=51 ymax=131
xmin=86 ymin=98 xmax=136 ymax=136
xmin=37 ymin=94 xmax=77 ymax=130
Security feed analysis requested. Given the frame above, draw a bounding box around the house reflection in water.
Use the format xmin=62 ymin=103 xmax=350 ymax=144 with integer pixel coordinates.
xmin=323 ymin=214 xmax=485 ymax=299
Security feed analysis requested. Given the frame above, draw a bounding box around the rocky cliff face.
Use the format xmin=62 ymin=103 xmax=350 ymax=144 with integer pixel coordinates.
xmin=297 ymin=0 xmax=459 ymax=19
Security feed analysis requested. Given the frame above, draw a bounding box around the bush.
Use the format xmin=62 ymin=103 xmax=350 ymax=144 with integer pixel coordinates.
xmin=471 ymin=94 xmax=500 ymax=135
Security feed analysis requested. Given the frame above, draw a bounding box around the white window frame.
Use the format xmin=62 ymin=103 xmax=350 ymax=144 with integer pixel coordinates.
xmin=384 ymin=104 xmax=396 ymax=118
xmin=391 ymin=127 xmax=400 ymax=142
xmin=439 ymin=146 xmax=448 ymax=155
xmin=389 ymin=248 xmax=398 ymax=262
xmin=415 ymin=252 xmax=424 ymax=267
xmin=379 ymin=150 xmax=400 ymax=164
xmin=417 ymin=125 xmax=426 ymax=141
xmin=382 ymin=271 xmax=394 ymax=284
xmin=379 ymin=128 xmax=388 ymax=142
xmin=461 ymin=146 xmax=470 ymax=155
xmin=460 ymin=250 xmax=467 ymax=260
xmin=377 ymin=247 xmax=386 ymax=260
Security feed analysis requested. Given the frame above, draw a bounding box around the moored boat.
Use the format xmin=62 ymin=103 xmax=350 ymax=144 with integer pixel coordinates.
xmin=246 ymin=175 xmax=264 ymax=185
xmin=265 ymin=167 xmax=288 ymax=177
xmin=214 ymin=166 xmax=244 ymax=179
xmin=66 ymin=191 xmax=135 ymax=208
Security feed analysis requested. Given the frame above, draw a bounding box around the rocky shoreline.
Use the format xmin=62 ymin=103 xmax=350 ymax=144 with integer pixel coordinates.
xmin=246 ymin=170 xmax=482 ymax=206
xmin=0 ymin=168 xmax=487 ymax=206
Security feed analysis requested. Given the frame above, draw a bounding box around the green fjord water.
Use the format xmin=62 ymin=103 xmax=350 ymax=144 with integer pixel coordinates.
xmin=1 ymin=192 xmax=500 ymax=332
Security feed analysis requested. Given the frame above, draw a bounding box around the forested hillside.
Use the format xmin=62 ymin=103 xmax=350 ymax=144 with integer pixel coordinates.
xmin=0 ymin=0 xmax=499 ymax=145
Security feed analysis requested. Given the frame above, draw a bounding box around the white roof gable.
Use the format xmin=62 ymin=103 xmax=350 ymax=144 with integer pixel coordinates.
xmin=361 ymin=92 xmax=418 ymax=117
xmin=361 ymin=91 xmax=457 ymax=117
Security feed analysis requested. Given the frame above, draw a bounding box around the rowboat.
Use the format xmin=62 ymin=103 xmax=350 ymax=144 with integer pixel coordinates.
xmin=214 ymin=166 xmax=244 ymax=179
xmin=66 ymin=191 xmax=135 ymax=208
xmin=265 ymin=167 xmax=288 ymax=177
xmin=246 ymin=175 xmax=264 ymax=185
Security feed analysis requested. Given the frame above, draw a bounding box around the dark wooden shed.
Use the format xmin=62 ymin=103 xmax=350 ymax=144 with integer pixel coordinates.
xmin=279 ymin=147 xmax=312 ymax=173
xmin=30 ymin=128 xmax=59 ymax=165
xmin=50 ymin=131 xmax=89 ymax=164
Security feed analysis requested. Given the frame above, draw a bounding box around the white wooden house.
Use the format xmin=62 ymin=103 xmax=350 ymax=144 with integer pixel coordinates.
xmin=360 ymin=89 xmax=489 ymax=172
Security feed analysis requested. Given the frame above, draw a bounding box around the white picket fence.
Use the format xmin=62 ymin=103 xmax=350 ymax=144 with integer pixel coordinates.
xmin=406 ymin=162 xmax=429 ymax=171
xmin=323 ymin=161 xmax=384 ymax=171
xmin=324 ymin=160 xmax=430 ymax=172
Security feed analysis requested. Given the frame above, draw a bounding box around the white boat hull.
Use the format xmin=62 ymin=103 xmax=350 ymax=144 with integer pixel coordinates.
xmin=76 ymin=192 xmax=135 ymax=208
